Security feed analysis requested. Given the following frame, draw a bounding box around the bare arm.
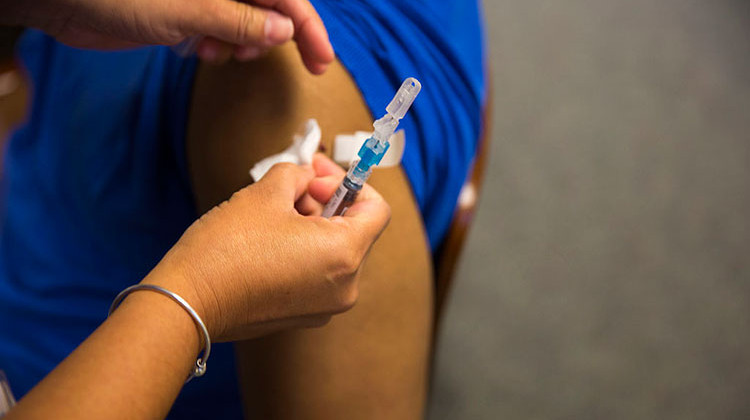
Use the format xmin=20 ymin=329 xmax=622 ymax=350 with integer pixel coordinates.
xmin=188 ymin=44 xmax=433 ymax=419
xmin=6 ymin=287 xmax=201 ymax=419
xmin=0 ymin=0 xmax=333 ymax=73
xmin=6 ymin=157 xmax=390 ymax=419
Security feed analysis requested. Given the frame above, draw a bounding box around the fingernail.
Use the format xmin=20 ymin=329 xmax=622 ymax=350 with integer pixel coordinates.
xmin=316 ymin=63 xmax=330 ymax=74
xmin=235 ymin=45 xmax=262 ymax=61
xmin=264 ymin=12 xmax=294 ymax=45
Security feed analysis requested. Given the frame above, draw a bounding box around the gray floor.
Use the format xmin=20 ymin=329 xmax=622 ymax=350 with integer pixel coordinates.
xmin=429 ymin=1 xmax=750 ymax=418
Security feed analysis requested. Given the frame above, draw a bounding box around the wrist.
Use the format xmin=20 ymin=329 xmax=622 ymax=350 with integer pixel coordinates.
xmin=139 ymin=262 xmax=224 ymax=340
xmin=115 ymin=290 xmax=203 ymax=357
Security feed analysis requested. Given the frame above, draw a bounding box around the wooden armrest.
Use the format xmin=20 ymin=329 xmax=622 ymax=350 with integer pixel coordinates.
xmin=433 ymin=79 xmax=493 ymax=327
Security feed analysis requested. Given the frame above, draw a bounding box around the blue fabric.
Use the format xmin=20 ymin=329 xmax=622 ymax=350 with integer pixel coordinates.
xmin=312 ymin=0 xmax=487 ymax=250
xmin=0 ymin=1 xmax=484 ymax=418
xmin=0 ymin=33 xmax=242 ymax=418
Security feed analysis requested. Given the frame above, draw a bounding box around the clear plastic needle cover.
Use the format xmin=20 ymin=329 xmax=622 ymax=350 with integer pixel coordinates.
xmin=386 ymin=78 xmax=422 ymax=119
xmin=363 ymin=77 xmax=421 ymax=170
xmin=372 ymin=78 xmax=422 ymax=144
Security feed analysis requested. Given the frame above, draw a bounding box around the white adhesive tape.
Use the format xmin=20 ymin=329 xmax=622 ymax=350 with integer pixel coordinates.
xmin=333 ymin=129 xmax=405 ymax=167
xmin=248 ymin=120 xmax=405 ymax=182
xmin=249 ymin=119 xmax=321 ymax=181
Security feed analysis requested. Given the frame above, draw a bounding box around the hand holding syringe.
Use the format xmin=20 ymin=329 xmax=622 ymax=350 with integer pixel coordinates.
xmin=322 ymin=78 xmax=421 ymax=218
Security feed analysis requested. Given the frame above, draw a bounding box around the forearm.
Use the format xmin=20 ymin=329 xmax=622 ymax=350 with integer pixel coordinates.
xmin=2 ymin=143 xmax=388 ymax=418
xmin=7 ymin=288 xmax=200 ymax=419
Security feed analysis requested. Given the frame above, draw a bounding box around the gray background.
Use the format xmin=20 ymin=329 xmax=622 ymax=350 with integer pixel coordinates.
xmin=429 ymin=0 xmax=750 ymax=418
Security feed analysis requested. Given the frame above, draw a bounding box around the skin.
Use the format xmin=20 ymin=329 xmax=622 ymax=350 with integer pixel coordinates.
xmin=1 ymin=0 xmax=417 ymax=417
xmin=6 ymin=157 xmax=392 ymax=419
xmin=187 ymin=43 xmax=433 ymax=418
xmin=0 ymin=0 xmax=333 ymax=73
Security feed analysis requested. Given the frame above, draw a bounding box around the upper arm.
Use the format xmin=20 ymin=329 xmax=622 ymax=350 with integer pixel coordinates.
xmin=186 ymin=42 xmax=373 ymax=213
xmin=186 ymin=42 xmax=435 ymax=419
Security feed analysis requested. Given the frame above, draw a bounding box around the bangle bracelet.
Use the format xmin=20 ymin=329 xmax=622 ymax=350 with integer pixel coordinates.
xmin=108 ymin=284 xmax=211 ymax=382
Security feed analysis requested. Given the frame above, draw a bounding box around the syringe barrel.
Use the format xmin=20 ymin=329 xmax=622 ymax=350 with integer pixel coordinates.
xmin=321 ymin=161 xmax=370 ymax=218
xmin=321 ymin=179 xmax=361 ymax=218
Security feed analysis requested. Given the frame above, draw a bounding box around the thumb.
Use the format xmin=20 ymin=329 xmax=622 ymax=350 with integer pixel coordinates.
xmin=190 ymin=0 xmax=294 ymax=47
xmin=308 ymin=175 xmax=342 ymax=204
xmin=258 ymin=162 xmax=315 ymax=205
xmin=333 ymin=184 xmax=391 ymax=249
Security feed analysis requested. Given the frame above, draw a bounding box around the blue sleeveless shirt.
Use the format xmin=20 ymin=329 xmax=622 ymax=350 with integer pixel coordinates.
xmin=0 ymin=1 xmax=485 ymax=417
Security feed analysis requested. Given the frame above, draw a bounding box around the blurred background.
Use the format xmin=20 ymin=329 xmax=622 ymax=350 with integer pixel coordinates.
xmin=429 ymin=0 xmax=750 ymax=418
xmin=2 ymin=0 xmax=749 ymax=418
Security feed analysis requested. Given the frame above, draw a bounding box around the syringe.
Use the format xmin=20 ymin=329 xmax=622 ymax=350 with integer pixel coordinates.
xmin=322 ymin=77 xmax=421 ymax=218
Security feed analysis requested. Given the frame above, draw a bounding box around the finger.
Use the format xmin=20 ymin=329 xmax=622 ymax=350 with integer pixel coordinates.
xmin=295 ymin=16 xmax=333 ymax=74
xmin=197 ymin=37 xmax=234 ymax=63
xmin=233 ymin=44 xmax=264 ymax=61
xmin=259 ymin=162 xmax=315 ymax=204
xmin=334 ymin=184 xmax=391 ymax=246
xmin=294 ymin=192 xmax=324 ymax=216
xmin=252 ymin=0 xmax=334 ymax=73
xmin=307 ymin=174 xmax=342 ymax=204
xmin=303 ymin=314 xmax=333 ymax=328
xmin=311 ymin=153 xmax=390 ymax=244
xmin=312 ymin=153 xmax=345 ymax=177
xmin=190 ymin=1 xmax=294 ymax=48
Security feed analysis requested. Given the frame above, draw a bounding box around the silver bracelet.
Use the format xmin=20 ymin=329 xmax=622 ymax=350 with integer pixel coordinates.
xmin=108 ymin=284 xmax=211 ymax=382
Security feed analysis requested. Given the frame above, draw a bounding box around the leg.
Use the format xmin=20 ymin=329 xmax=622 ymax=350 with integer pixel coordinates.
xmin=186 ymin=43 xmax=433 ymax=419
